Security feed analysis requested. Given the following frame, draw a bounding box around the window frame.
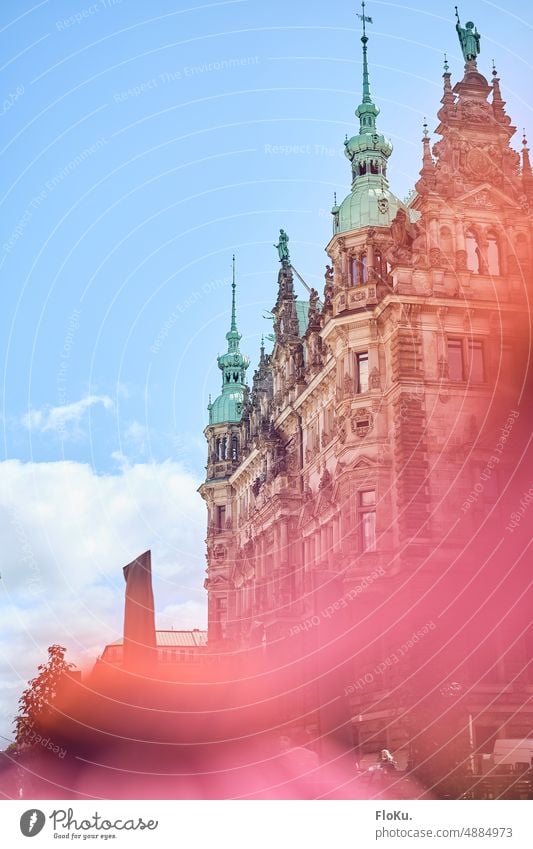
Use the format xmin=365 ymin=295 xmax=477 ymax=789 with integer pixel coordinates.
xmin=358 ymin=488 xmax=377 ymax=553
xmin=447 ymin=337 xmax=465 ymax=381
xmin=447 ymin=336 xmax=486 ymax=384
xmin=356 ymin=351 xmax=370 ymax=394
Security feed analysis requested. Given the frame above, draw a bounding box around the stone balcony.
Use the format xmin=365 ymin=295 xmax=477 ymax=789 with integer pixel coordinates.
xmin=333 ymin=282 xmax=379 ymax=315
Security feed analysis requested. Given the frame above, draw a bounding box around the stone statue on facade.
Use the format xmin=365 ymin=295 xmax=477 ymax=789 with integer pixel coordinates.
xmin=455 ymin=8 xmax=480 ymax=62
xmin=274 ymin=229 xmax=290 ymax=263
xmin=307 ymin=287 xmax=321 ymax=329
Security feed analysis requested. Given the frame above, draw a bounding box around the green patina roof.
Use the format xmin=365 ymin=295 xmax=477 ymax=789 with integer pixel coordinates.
xmin=208 ymin=389 xmax=245 ymax=425
xmin=333 ymin=13 xmax=403 ymax=235
xmin=295 ymin=300 xmax=309 ymax=337
xmin=337 ymin=184 xmax=405 ymax=232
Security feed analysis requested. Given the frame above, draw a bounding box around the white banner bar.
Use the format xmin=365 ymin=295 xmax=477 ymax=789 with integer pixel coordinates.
xmin=1 ymin=800 xmax=531 ymax=848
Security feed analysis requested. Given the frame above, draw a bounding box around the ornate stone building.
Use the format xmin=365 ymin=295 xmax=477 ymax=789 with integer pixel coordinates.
xmin=199 ymin=18 xmax=532 ymax=768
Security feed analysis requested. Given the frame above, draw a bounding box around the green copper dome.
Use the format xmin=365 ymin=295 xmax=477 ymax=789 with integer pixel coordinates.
xmin=337 ymin=184 xmax=405 ymax=232
xmin=208 ymin=256 xmax=250 ymax=426
xmin=208 ymin=389 xmax=245 ymax=425
xmin=334 ymin=13 xmax=404 ymax=235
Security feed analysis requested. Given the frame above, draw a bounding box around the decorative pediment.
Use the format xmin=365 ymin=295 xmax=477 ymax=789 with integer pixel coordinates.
xmin=456 ymin=183 xmax=520 ymax=211
xmin=352 ymin=454 xmax=375 ymax=472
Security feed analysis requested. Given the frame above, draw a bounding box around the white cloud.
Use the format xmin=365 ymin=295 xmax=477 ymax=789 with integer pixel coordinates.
xmin=21 ymin=395 xmax=113 ymax=437
xmin=0 ymin=458 xmax=207 ymax=743
xmin=124 ymin=420 xmax=148 ymax=456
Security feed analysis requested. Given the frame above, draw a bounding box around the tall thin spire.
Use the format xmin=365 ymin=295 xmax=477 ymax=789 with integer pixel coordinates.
xmin=339 ymin=2 xmax=393 ymax=232
xmin=230 ymin=253 xmax=237 ymax=332
xmin=209 ymin=256 xmax=250 ymax=424
xmin=225 ymin=253 xmax=241 ymax=354
xmin=355 ymin=2 xmax=378 ymax=135
xmin=360 ymin=1 xmax=372 ymax=104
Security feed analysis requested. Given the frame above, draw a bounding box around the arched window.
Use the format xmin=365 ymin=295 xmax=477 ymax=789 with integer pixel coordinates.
xmin=440 ymin=226 xmax=453 ymax=257
xmin=351 ymin=253 xmax=368 ymax=285
xmin=360 ymin=253 xmax=368 ymax=284
xmin=374 ymin=250 xmax=384 ymax=280
xmin=370 ymin=160 xmax=379 ymax=175
xmin=231 ymin=435 xmax=239 ymax=461
xmin=359 ymin=161 xmax=367 ymax=176
xmin=465 ymin=229 xmax=480 ymax=273
xmin=486 ymin=231 xmax=500 ymax=276
xmin=216 ymin=438 xmax=223 ymax=460
xmin=350 ymin=256 xmax=359 ymax=285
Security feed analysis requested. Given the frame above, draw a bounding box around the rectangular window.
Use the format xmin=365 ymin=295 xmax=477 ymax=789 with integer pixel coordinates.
xmin=447 ymin=338 xmax=464 ymax=381
xmin=468 ymin=340 xmax=485 ymax=383
xmin=356 ymin=352 xmax=369 ymax=393
xmin=216 ymin=505 xmax=226 ymax=532
xmin=359 ymin=490 xmax=376 ymax=552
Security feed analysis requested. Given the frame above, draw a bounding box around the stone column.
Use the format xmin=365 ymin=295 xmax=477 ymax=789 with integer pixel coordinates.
xmin=429 ymin=217 xmax=439 ymax=248
xmin=280 ymin=520 xmax=288 ymax=567
xmin=366 ymin=241 xmax=374 ymax=280
xmin=332 ymin=515 xmax=340 ymax=554
xmin=455 ymin=217 xmax=467 ymax=271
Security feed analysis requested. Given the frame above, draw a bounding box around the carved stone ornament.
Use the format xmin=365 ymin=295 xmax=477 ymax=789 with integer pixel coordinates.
xmin=213 ymin=544 xmax=226 ymax=561
xmin=465 ymin=147 xmax=499 ymax=183
xmin=369 ymin=366 xmax=381 ymax=390
xmin=337 ymin=415 xmax=347 ymax=445
xmin=391 ymin=209 xmax=410 ymax=248
xmin=461 ymin=99 xmax=491 ymax=125
xmin=455 ymin=249 xmax=468 ymax=271
xmin=429 ymin=247 xmax=443 ymax=268
xmin=438 ymin=356 xmax=450 ymax=379
xmin=469 ymin=189 xmax=494 ymax=208
xmin=351 ymin=407 xmax=374 ymax=438
xmin=343 ymin=372 xmax=354 ymax=398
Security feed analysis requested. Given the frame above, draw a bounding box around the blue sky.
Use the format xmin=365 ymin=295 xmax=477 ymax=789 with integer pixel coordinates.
xmin=0 ymin=0 xmax=531 ymax=741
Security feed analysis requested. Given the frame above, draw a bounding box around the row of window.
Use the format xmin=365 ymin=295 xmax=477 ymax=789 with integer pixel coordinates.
xmin=158 ymin=648 xmax=199 ymax=663
xmin=349 ymin=252 xmax=389 ymax=286
xmin=439 ymin=227 xmax=528 ymax=275
xmin=348 ymin=339 xmax=501 ymax=392
xmin=214 ymin=435 xmax=239 ymax=461
xmin=346 ymin=230 xmax=528 ymax=281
